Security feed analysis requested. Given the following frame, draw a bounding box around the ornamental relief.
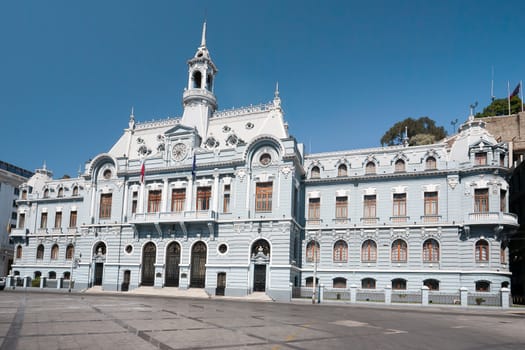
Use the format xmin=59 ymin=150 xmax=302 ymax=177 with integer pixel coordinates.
xmin=390 ymin=227 xmax=409 ymax=239
xmin=360 ymin=229 xmax=378 ymax=239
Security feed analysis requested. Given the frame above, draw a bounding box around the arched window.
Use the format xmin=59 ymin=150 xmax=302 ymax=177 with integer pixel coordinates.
xmin=36 ymin=245 xmax=44 ymax=260
xmin=21 ymin=190 xmax=28 ymax=200
xmin=337 ymin=164 xmax=347 ymax=177
xmin=34 ymin=271 xmax=42 ymax=279
xmin=333 ymin=240 xmax=348 ymax=263
xmin=475 ymin=280 xmax=490 ymax=292
xmin=57 ymin=188 xmax=64 ymax=198
xmin=48 ymin=271 xmax=56 ymax=279
xmin=192 ymin=70 xmax=202 ymax=89
xmin=425 ymin=156 xmax=437 ymax=170
xmin=391 ymin=239 xmax=407 ymax=262
xmin=423 ymin=239 xmax=440 ymax=262
xmin=392 ymin=278 xmax=407 ymax=290
xmin=394 ymin=159 xmax=405 ymax=172
xmin=361 ymin=278 xmax=376 ymax=289
xmin=94 ymin=242 xmax=107 ymax=256
xmin=72 ymin=186 xmax=79 ymax=196
xmin=63 ymin=271 xmax=71 ymax=280
xmin=333 ymin=277 xmax=347 ymax=288
xmin=306 ymin=240 xmax=320 ymax=263
xmin=365 ymin=161 xmax=376 ymax=174
xmin=311 ymin=166 xmax=320 ymax=179
xmin=51 ymin=244 xmax=59 ymax=260
xmin=305 ymin=277 xmax=319 ymax=287
xmin=43 ymin=189 xmax=49 ymax=198
xmin=66 ymin=244 xmax=74 ymax=260
xmin=361 ymin=240 xmax=377 ymax=262
xmin=16 ymin=245 xmax=22 ymax=259
xmin=423 ymin=279 xmax=440 ymax=291
xmin=475 ymin=240 xmax=489 ymax=262
xmin=206 ymin=74 xmax=213 ymax=91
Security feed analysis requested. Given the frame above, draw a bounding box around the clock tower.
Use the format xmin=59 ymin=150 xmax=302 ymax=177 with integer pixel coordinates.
xmin=180 ymin=22 xmax=218 ymax=141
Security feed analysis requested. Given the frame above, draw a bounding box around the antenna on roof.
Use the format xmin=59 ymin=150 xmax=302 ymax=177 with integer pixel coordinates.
xmin=491 ymin=65 xmax=495 ymax=102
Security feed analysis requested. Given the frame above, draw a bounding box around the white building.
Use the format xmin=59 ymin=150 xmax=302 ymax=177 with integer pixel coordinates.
xmin=0 ymin=160 xmax=33 ymax=276
xmin=10 ymin=24 xmax=518 ymax=303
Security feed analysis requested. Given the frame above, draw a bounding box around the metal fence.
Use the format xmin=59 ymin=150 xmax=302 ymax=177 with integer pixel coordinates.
xmin=468 ymin=293 xmax=502 ymax=307
xmin=428 ymin=292 xmax=460 ymax=305
xmin=391 ymin=291 xmax=422 ymax=304
xmin=356 ymin=289 xmax=385 ymax=302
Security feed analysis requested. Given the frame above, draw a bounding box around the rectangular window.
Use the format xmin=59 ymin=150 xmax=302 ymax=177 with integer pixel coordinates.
xmin=393 ymin=193 xmax=407 ymax=222
xmin=14 ymin=188 xmax=19 ymax=195
xmin=500 ymin=190 xmax=507 ymax=212
xmin=99 ymin=193 xmax=112 ymax=218
xmin=11 ymin=212 xmax=17 ymax=220
xmin=18 ymin=213 xmax=25 ymax=228
xmin=308 ymin=198 xmax=321 ymax=221
xmin=40 ymin=212 xmax=48 ymax=229
xmin=171 ymin=189 xmax=186 ymax=212
xmin=424 ymin=192 xmax=438 ymax=216
xmin=475 ymin=152 xmax=487 ymax=165
xmin=69 ymin=211 xmax=77 ymax=228
xmin=196 ymin=187 xmax=212 ymax=211
xmin=131 ymin=191 xmax=138 ymax=214
xmin=335 ymin=197 xmax=348 ymax=220
xmin=474 ymin=189 xmax=489 ymax=213
xmin=364 ymin=195 xmax=376 ymax=218
xmin=255 ymin=182 xmax=273 ymax=212
xmin=223 ymin=185 xmax=231 ymax=213
xmin=54 ymin=211 xmax=62 ymax=229
xmin=147 ymin=190 xmax=162 ymax=213
xmin=500 ymin=153 xmax=505 ymax=167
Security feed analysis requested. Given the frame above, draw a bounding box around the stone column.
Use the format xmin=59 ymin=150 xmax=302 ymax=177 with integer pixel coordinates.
xmin=161 ymin=178 xmax=169 ymax=212
xmin=57 ymin=277 xmax=63 ymax=289
xmin=501 ymin=287 xmax=510 ymax=309
xmin=40 ymin=277 xmax=46 ymax=289
xmin=319 ymin=284 xmax=324 ymax=303
xmin=460 ymin=287 xmax=468 ymax=307
xmin=212 ymin=170 xmax=220 ymax=213
xmin=138 ymin=182 xmax=146 ymax=213
xmin=384 ymin=285 xmax=392 ymax=304
xmin=6 ymin=275 xmax=12 ymax=288
xmin=186 ymin=176 xmax=193 ymax=212
xmin=350 ymin=284 xmax=357 ymax=303
xmin=421 ymin=285 xmax=429 ymax=306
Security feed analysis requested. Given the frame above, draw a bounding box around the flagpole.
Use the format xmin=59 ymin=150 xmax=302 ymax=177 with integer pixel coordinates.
xmin=520 ymin=80 xmax=523 ymax=112
xmin=508 ymin=81 xmax=511 ymax=115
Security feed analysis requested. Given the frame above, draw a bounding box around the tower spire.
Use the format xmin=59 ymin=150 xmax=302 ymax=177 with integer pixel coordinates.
xmin=200 ymin=21 xmax=207 ymax=47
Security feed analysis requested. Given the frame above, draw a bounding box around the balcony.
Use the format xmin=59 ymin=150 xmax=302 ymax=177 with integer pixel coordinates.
xmin=361 ymin=217 xmax=379 ymax=225
xmin=130 ymin=210 xmax=217 ymax=224
xmin=305 ymin=219 xmax=322 ymax=227
xmin=9 ymin=228 xmax=28 ymax=237
xmin=390 ymin=216 xmax=410 ymax=224
xmin=465 ymin=212 xmax=518 ymax=226
xmin=420 ymin=215 xmax=442 ymax=224
xmin=333 ymin=218 xmax=350 ymax=225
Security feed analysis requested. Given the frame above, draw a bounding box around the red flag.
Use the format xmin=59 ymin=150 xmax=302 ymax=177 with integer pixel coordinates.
xmin=510 ymin=83 xmax=520 ymax=98
xmin=140 ymin=161 xmax=145 ymax=184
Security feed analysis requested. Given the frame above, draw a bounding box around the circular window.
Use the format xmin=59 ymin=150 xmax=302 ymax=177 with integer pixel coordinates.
xmin=125 ymin=245 xmax=133 ymax=254
xmin=246 ymin=122 xmax=254 ymax=129
xmin=222 ymin=125 xmax=231 ymax=133
xmin=103 ymin=169 xmax=112 ymax=179
xmin=260 ymin=153 xmax=272 ymax=166
xmin=218 ymin=243 xmax=228 ymax=254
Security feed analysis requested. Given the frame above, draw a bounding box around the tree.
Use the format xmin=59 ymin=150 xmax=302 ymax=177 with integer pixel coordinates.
xmin=475 ymin=96 xmax=523 ymax=118
xmin=380 ymin=117 xmax=447 ymax=146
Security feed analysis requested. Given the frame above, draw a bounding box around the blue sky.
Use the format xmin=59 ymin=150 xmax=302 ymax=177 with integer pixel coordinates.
xmin=1 ymin=0 xmax=524 ymax=178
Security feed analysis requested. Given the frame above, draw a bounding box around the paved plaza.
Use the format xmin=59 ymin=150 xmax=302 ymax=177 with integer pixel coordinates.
xmin=0 ymin=291 xmax=525 ymax=349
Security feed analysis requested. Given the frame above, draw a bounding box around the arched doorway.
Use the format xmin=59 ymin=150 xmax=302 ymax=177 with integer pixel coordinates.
xmin=251 ymin=239 xmax=270 ymax=292
xmin=141 ymin=242 xmax=156 ymax=286
xmin=190 ymin=241 xmax=207 ymax=288
xmin=165 ymin=242 xmax=181 ymax=287
xmin=93 ymin=242 xmax=106 ymax=286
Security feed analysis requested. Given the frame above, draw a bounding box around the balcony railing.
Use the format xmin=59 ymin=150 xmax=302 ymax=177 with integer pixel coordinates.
xmin=305 ymin=219 xmax=322 ymax=226
xmin=9 ymin=228 xmax=27 ymax=237
xmin=361 ymin=217 xmax=379 ymax=225
xmin=390 ymin=216 xmax=410 ymax=224
xmin=131 ymin=210 xmax=217 ymax=223
xmin=420 ymin=215 xmax=442 ymax=224
xmin=333 ymin=218 xmax=350 ymax=225
xmin=466 ymin=212 xmax=518 ymax=225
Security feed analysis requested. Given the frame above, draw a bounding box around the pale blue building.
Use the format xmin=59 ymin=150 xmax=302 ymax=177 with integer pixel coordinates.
xmin=9 ymin=25 xmax=517 ymax=302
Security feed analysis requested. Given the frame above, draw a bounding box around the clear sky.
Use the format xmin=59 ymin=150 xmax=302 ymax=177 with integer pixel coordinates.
xmin=1 ymin=0 xmax=524 ymax=178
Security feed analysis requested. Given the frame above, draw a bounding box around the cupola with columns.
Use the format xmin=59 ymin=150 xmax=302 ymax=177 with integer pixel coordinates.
xmin=181 ymin=22 xmax=218 ymax=140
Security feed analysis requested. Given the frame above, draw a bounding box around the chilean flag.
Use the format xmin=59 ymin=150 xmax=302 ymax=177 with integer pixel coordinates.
xmin=140 ymin=160 xmax=145 ymax=184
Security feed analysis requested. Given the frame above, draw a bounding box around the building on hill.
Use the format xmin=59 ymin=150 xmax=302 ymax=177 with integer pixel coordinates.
xmin=0 ymin=160 xmax=33 ymax=276
xmin=9 ymin=24 xmax=518 ymax=302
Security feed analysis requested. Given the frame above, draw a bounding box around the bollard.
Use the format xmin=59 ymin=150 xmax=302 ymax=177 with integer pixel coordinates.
xmin=385 ymin=285 xmax=392 ymax=304
xmin=350 ymin=284 xmax=357 ymax=303
xmin=421 ymin=285 xmax=429 ymax=306
xmin=460 ymin=287 xmax=468 ymax=307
